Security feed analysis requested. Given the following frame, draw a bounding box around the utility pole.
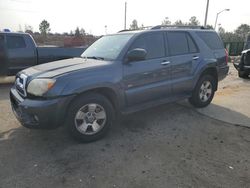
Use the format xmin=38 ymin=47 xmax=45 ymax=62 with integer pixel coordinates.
xmin=124 ymin=2 xmax=127 ymax=30
xmin=204 ymin=0 xmax=210 ymax=26
xmin=104 ymin=25 xmax=107 ymax=34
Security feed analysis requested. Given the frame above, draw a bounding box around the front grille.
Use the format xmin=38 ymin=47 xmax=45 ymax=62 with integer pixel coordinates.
xmin=15 ymin=74 xmax=28 ymax=97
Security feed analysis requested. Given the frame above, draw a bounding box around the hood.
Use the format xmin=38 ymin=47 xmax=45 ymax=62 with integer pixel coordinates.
xmin=242 ymin=49 xmax=250 ymax=54
xmin=22 ymin=58 xmax=111 ymax=78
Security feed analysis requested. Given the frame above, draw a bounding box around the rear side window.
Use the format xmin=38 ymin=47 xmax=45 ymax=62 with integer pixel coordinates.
xmin=196 ymin=32 xmax=223 ymax=50
xmin=167 ymin=32 xmax=199 ymax=56
xmin=130 ymin=32 xmax=165 ymax=59
xmin=168 ymin=32 xmax=189 ymax=55
xmin=6 ymin=36 xmax=26 ymax=49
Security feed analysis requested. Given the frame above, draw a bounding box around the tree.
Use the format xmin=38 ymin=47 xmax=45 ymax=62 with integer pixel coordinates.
xmin=220 ymin=32 xmax=242 ymax=42
xmin=188 ymin=16 xmax=200 ymax=26
xmin=130 ymin=19 xmax=139 ymax=30
xmin=174 ymin=20 xmax=185 ymax=26
xmin=218 ymin=25 xmax=225 ymax=34
xmin=162 ymin=17 xmax=171 ymax=25
xmin=39 ymin=20 xmax=50 ymax=37
xmin=206 ymin=25 xmax=214 ymax=29
xmin=24 ymin=25 xmax=33 ymax=33
xmin=80 ymin=28 xmax=86 ymax=36
xmin=139 ymin=24 xmax=144 ymax=29
xmin=75 ymin=27 xmax=80 ymax=37
xmin=235 ymin=24 xmax=250 ymax=41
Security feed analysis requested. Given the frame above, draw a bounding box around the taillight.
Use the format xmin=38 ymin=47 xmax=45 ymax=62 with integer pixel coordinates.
xmin=225 ymin=49 xmax=229 ymax=64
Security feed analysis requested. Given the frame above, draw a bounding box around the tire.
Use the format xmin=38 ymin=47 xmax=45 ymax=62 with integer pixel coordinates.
xmin=189 ymin=75 xmax=216 ymax=108
xmin=66 ymin=93 xmax=114 ymax=142
xmin=238 ymin=70 xmax=249 ymax=79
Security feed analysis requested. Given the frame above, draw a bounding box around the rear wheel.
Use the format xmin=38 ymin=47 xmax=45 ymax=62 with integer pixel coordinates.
xmin=66 ymin=93 xmax=114 ymax=142
xmin=189 ymin=75 xmax=216 ymax=108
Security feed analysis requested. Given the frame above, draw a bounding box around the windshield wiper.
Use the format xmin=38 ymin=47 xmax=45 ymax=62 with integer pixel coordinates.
xmin=83 ymin=56 xmax=105 ymax=60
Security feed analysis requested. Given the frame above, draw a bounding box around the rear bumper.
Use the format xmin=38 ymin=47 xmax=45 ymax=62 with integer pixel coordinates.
xmin=10 ymin=87 xmax=75 ymax=129
xmin=218 ymin=65 xmax=229 ymax=81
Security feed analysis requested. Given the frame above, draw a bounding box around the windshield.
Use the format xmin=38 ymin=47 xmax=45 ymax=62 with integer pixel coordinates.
xmin=81 ymin=34 xmax=134 ymax=60
xmin=244 ymin=42 xmax=250 ymax=50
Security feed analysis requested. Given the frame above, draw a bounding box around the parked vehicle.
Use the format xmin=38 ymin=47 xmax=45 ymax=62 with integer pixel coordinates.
xmin=233 ymin=49 xmax=250 ymax=78
xmin=10 ymin=26 xmax=229 ymax=142
xmin=233 ymin=34 xmax=250 ymax=78
xmin=0 ymin=32 xmax=85 ymax=76
xmin=244 ymin=34 xmax=250 ymax=50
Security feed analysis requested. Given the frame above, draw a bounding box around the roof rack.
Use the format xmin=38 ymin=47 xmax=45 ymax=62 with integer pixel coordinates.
xmin=118 ymin=25 xmax=209 ymax=33
xmin=118 ymin=29 xmax=131 ymax=33
xmin=118 ymin=26 xmax=153 ymax=33
xmin=151 ymin=25 xmax=206 ymax=30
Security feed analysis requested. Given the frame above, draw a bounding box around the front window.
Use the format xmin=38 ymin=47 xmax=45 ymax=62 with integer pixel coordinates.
xmin=129 ymin=32 xmax=165 ymax=59
xmin=81 ymin=34 xmax=134 ymax=60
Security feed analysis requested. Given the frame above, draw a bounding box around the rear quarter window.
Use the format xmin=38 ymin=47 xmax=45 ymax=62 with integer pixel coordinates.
xmin=6 ymin=36 xmax=26 ymax=49
xmin=196 ymin=31 xmax=224 ymax=50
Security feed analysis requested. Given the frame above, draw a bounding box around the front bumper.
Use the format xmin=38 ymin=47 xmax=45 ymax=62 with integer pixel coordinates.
xmin=233 ymin=62 xmax=250 ymax=72
xmin=10 ymin=87 xmax=75 ymax=129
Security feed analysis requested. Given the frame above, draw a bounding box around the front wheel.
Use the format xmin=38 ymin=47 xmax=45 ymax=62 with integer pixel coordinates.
xmin=189 ymin=75 xmax=216 ymax=108
xmin=66 ymin=93 xmax=114 ymax=142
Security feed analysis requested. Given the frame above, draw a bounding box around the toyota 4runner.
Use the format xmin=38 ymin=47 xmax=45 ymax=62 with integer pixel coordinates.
xmin=10 ymin=25 xmax=229 ymax=142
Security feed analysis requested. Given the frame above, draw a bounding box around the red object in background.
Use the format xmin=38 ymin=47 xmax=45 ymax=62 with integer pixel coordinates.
xmin=225 ymin=49 xmax=229 ymax=64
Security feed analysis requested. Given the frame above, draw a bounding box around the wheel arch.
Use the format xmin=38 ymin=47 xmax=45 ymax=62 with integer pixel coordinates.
xmin=194 ymin=66 xmax=218 ymax=91
xmin=67 ymin=86 xmax=122 ymax=114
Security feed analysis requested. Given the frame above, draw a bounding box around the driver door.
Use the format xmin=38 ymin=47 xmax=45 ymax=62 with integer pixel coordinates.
xmin=122 ymin=32 xmax=172 ymax=106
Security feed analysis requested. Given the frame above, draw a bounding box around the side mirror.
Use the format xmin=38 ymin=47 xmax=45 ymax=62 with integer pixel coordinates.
xmin=127 ymin=48 xmax=147 ymax=62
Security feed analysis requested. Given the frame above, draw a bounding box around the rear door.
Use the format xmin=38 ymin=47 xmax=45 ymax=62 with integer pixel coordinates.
xmin=123 ymin=32 xmax=172 ymax=106
xmin=6 ymin=35 xmax=37 ymax=74
xmin=167 ymin=31 xmax=200 ymax=95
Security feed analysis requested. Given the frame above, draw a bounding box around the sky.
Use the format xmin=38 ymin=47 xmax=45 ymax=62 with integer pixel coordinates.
xmin=0 ymin=0 xmax=249 ymax=35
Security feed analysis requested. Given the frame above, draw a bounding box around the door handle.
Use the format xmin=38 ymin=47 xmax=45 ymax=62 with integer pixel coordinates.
xmin=192 ymin=56 xmax=199 ymax=60
xmin=161 ymin=61 xmax=170 ymax=65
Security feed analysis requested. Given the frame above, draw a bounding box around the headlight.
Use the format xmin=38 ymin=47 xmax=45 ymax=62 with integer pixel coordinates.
xmin=27 ymin=79 xmax=56 ymax=96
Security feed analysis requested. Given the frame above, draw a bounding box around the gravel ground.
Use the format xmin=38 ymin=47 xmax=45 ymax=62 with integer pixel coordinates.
xmin=0 ymin=65 xmax=250 ymax=188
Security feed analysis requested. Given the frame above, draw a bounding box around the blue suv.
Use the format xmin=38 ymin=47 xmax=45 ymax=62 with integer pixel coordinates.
xmin=10 ymin=26 xmax=229 ymax=142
